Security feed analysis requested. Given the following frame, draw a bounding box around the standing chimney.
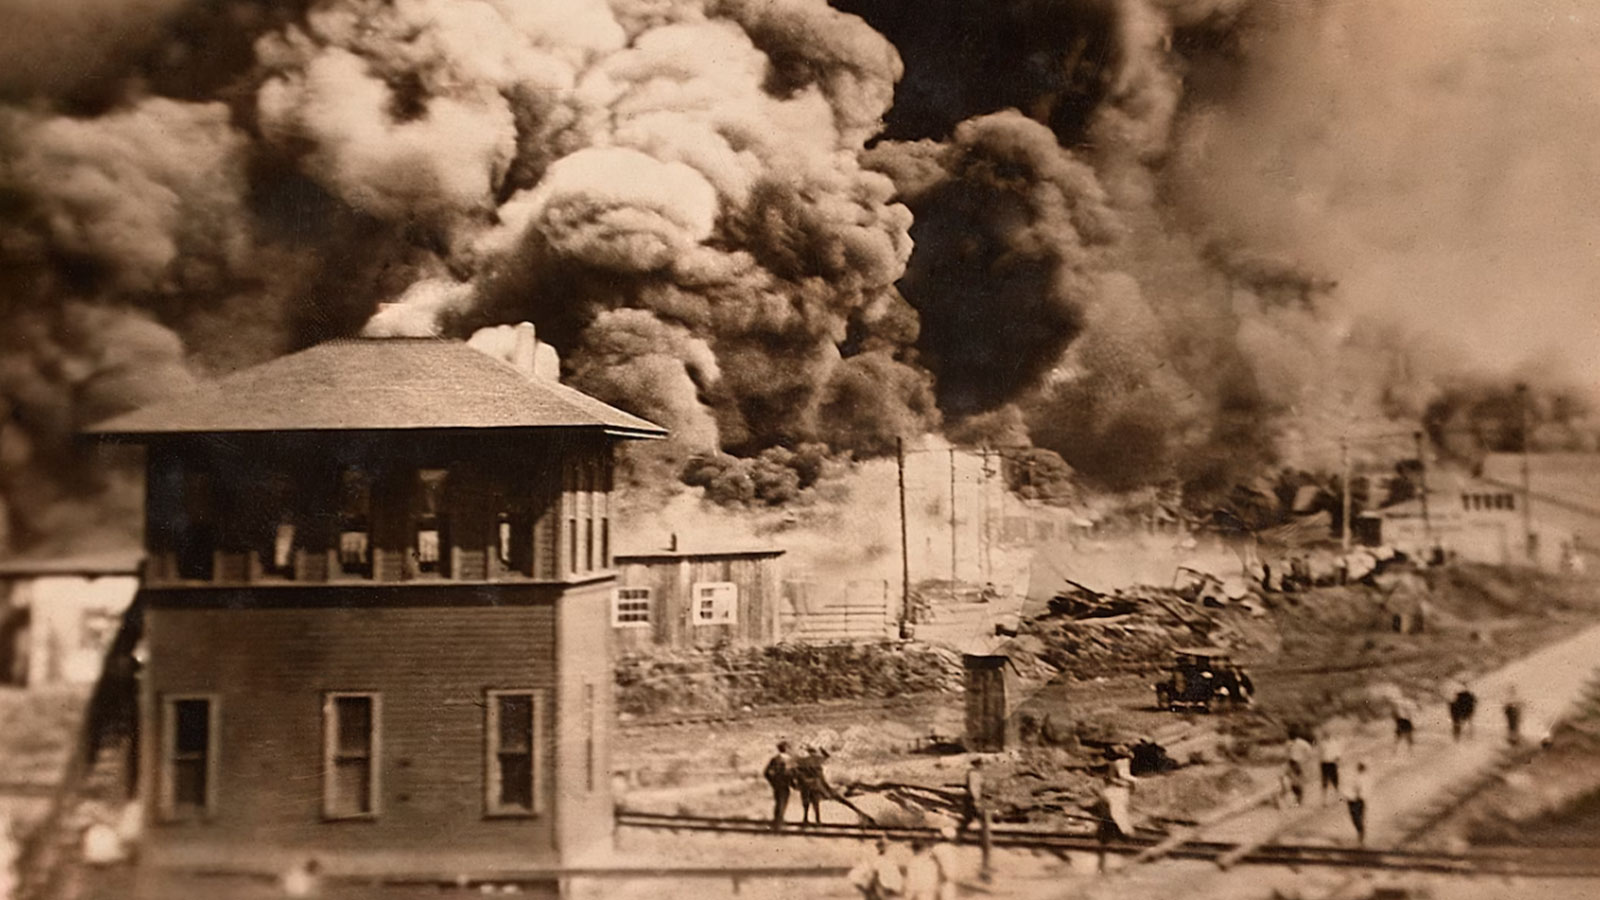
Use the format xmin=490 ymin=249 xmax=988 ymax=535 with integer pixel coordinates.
xmin=511 ymin=322 xmax=537 ymax=376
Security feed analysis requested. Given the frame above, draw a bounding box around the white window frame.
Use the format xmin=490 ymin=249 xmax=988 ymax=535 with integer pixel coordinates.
xmin=322 ymin=692 xmax=381 ymax=820
xmin=692 ymin=581 xmax=738 ymax=626
xmin=612 ymin=587 xmax=653 ymax=627
xmin=485 ymin=689 xmax=545 ymax=817
xmin=159 ymin=693 xmax=219 ymax=821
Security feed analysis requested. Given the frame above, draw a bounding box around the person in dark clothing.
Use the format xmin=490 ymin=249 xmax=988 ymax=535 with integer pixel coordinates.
xmin=1504 ymin=686 xmax=1524 ymax=746
xmin=794 ymin=747 xmax=831 ymax=826
xmin=764 ymin=741 xmax=794 ymax=830
xmin=1449 ymin=685 xmax=1478 ymax=741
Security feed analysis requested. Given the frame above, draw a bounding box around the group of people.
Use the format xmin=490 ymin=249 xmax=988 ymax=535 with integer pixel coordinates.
xmin=764 ymin=741 xmax=841 ymax=828
xmin=849 ymin=832 xmax=961 ymax=900
xmin=1277 ymin=728 xmax=1370 ymax=842
xmin=1272 ymin=680 xmax=1524 ymax=846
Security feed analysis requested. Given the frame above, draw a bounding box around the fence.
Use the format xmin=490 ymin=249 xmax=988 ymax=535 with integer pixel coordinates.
xmin=779 ymin=579 xmax=891 ymax=643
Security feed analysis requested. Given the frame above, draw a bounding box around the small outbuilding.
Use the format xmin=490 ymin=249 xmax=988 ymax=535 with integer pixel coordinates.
xmin=0 ymin=551 xmax=141 ymax=688
xmin=610 ymin=539 xmax=785 ymax=651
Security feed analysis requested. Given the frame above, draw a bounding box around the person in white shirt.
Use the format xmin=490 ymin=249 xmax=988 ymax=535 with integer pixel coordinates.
xmin=1317 ymin=730 xmax=1344 ymax=805
xmin=281 ymin=857 xmax=322 ymax=898
xmin=930 ymin=826 xmax=961 ymax=900
xmin=903 ymin=839 xmax=940 ymax=900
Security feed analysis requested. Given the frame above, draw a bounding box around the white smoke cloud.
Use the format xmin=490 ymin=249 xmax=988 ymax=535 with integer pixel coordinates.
xmin=1173 ymin=0 xmax=1600 ymax=388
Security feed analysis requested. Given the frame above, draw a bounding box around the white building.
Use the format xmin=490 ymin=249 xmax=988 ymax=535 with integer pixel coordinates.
xmin=0 ymin=551 xmax=141 ymax=688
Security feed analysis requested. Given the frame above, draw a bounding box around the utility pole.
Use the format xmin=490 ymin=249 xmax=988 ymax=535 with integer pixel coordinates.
xmin=949 ymin=448 xmax=958 ymax=586
xmin=1414 ymin=430 xmax=1432 ymax=548
xmin=1340 ymin=436 xmax=1352 ymax=552
xmin=897 ymin=437 xmax=910 ymax=630
xmin=1518 ymin=383 xmax=1534 ymax=561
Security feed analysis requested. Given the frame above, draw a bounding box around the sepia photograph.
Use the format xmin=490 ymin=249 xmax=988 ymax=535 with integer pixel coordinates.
xmin=1 ymin=1 xmax=1598 ymax=898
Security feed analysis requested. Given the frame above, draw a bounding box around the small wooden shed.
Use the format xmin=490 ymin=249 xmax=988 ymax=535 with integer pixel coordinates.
xmin=964 ymin=654 xmax=1021 ymax=752
xmin=611 ymin=541 xmax=785 ymax=650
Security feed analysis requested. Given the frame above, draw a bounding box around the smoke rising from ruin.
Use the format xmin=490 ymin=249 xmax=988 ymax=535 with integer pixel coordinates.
xmin=0 ymin=0 xmax=1595 ymax=552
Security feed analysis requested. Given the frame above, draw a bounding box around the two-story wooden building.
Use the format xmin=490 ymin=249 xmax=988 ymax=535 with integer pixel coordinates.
xmin=86 ymin=334 xmax=664 ymax=886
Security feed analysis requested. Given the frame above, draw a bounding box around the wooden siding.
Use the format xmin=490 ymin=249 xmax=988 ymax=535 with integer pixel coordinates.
xmin=138 ymin=583 xmax=606 ymax=875
xmin=610 ymin=555 xmax=782 ymax=651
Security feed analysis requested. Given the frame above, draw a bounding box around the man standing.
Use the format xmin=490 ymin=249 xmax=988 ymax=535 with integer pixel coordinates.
xmin=1392 ymin=696 xmax=1417 ymax=752
xmin=764 ymin=741 xmax=794 ymax=830
xmin=795 ymin=746 xmax=835 ymax=826
xmin=1317 ymin=729 xmax=1343 ymax=805
xmin=1450 ymin=683 xmax=1477 ymax=741
xmin=1343 ymin=762 xmax=1370 ymax=845
xmin=1286 ymin=732 xmax=1313 ymax=806
xmin=958 ymin=758 xmax=985 ymax=833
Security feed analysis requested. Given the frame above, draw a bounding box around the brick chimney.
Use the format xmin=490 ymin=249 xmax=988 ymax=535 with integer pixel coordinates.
xmin=509 ymin=322 xmax=561 ymax=380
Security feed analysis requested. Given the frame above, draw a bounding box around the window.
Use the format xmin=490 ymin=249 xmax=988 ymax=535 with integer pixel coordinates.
xmin=692 ymin=582 xmax=737 ymax=625
xmin=176 ymin=471 xmax=215 ymax=581
xmin=486 ymin=690 xmax=544 ymax=816
xmin=414 ymin=469 xmax=448 ymax=576
xmin=161 ymin=695 xmax=217 ymax=819
xmin=337 ymin=468 xmax=372 ymax=577
xmin=323 ymin=693 xmax=379 ymax=819
xmin=612 ymin=587 xmax=652 ymax=626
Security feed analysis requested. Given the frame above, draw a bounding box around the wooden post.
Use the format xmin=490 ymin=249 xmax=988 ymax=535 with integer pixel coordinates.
xmin=1340 ymin=437 xmax=1352 ymax=552
xmin=949 ymin=448 xmax=958 ymax=586
xmin=898 ymin=438 xmax=910 ymax=632
xmin=1518 ymin=383 xmax=1534 ymax=561
xmin=1414 ymin=430 xmax=1432 ymax=548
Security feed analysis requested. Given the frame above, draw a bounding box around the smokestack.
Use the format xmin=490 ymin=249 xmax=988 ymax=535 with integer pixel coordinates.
xmin=512 ymin=322 xmax=537 ymax=376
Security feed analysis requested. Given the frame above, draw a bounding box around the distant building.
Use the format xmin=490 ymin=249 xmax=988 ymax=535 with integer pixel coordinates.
xmin=1376 ymin=454 xmax=1596 ymax=569
xmin=610 ymin=540 xmax=785 ymax=651
xmin=86 ymin=330 xmax=664 ymax=886
xmin=0 ymin=551 xmax=141 ymax=688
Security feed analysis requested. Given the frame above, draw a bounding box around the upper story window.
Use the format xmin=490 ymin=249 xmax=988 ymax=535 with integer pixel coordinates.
xmin=414 ymin=469 xmax=448 ymax=576
xmin=337 ymin=468 xmax=372 ymax=578
xmin=692 ymin=582 xmax=738 ymax=625
xmin=176 ymin=471 xmax=216 ymax=581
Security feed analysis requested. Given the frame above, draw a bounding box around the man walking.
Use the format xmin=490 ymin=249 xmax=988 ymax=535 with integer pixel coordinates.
xmin=1343 ymin=761 xmax=1370 ymax=845
xmin=1504 ymin=685 xmax=1525 ymax=746
xmin=1449 ymin=683 xmax=1477 ymax=741
xmin=764 ymin=741 xmax=794 ymax=830
xmin=957 ymin=758 xmax=985 ymax=833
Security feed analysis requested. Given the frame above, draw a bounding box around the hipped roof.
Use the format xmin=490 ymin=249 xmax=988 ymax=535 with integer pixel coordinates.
xmin=85 ymin=338 xmax=666 ymax=440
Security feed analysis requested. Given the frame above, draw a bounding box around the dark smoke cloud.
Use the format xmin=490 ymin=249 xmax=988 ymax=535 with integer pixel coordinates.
xmin=865 ymin=111 xmax=1120 ymax=418
xmin=1 ymin=0 xmax=1581 ymax=551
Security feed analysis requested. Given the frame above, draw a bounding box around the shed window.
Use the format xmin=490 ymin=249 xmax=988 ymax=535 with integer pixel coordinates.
xmin=486 ymin=690 xmax=544 ymax=816
xmin=612 ymin=587 xmax=652 ymax=626
xmin=692 ymin=582 xmax=738 ymax=625
xmin=161 ymin=695 xmax=217 ymax=819
xmin=323 ymin=693 xmax=379 ymax=819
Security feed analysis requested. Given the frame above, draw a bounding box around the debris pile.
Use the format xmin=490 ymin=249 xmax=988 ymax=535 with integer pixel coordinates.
xmin=1020 ymin=581 xmax=1276 ymax=679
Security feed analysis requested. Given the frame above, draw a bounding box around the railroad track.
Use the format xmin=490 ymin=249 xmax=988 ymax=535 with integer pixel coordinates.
xmin=617 ymin=810 xmax=1600 ymax=878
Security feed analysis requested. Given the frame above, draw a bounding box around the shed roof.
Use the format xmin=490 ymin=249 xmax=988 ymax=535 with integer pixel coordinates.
xmin=84 ymin=338 xmax=666 ymax=439
xmin=613 ymin=543 xmax=785 ymax=562
xmin=0 ymin=550 xmax=143 ymax=577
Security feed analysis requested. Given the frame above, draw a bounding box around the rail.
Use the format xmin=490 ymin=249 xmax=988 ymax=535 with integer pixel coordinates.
xmin=616 ymin=810 xmax=1600 ymax=878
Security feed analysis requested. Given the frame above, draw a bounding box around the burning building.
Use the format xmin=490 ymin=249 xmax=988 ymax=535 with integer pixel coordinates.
xmin=85 ymin=331 xmax=663 ymax=887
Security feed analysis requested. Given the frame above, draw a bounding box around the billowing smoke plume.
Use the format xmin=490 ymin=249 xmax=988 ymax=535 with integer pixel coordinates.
xmin=1 ymin=0 xmax=1594 ymax=553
